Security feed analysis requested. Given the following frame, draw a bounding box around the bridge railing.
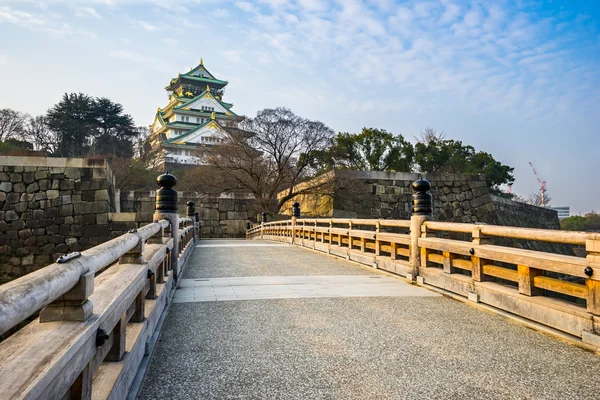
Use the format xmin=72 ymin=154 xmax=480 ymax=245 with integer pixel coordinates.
xmin=247 ymin=179 xmax=600 ymax=344
xmin=0 ymin=172 xmax=198 ymax=400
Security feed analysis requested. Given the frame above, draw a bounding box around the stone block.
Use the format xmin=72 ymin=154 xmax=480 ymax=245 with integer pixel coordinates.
xmin=50 ymin=235 xmax=64 ymax=244
xmin=5 ymin=210 xmax=18 ymax=221
xmin=33 ymin=192 xmax=46 ymax=201
xmin=34 ymin=255 xmax=51 ymax=265
xmin=22 ymin=172 xmax=35 ymax=184
xmin=24 ymin=236 xmax=36 ymax=246
xmin=18 ymin=229 xmax=32 ymax=239
xmin=11 ymin=220 xmax=25 ymax=230
xmin=46 ymin=225 xmax=59 ymax=234
xmin=94 ymin=190 xmax=108 ymax=201
xmin=82 ymin=191 xmax=95 ymax=202
xmin=81 ymin=202 xmax=94 ymax=214
xmin=0 ymin=182 xmax=12 ymax=192
xmin=38 ymin=179 xmax=50 ymax=190
xmin=14 ymin=202 xmax=27 ymax=212
xmin=13 ymin=182 xmax=26 ymax=193
xmin=62 ymin=195 xmax=72 ymax=205
xmin=70 ymin=225 xmax=83 ymax=236
xmin=65 ymin=168 xmax=81 ymax=179
xmin=41 ymin=243 xmax=55 ymax=255
xmin=60 ymin=180 xmax=74 ymax=190
xmin=96 ymin=213 xmax=108 ymax=225
xmin=34 ymin=170 xmax=48 ymax=180
xmin=61 ymin=204 xmax=73 ymax=216
xmin=83 ymin=225 xmax=110 ymax=237
xmin=51 ymin=180 xmax=60 ymax=190
xmin=9 ymin=173 xmax=22 ymax=183
xmin=0 ymin=192 xmax=5 ymax=202
xmin=26 ymin=219 xmax=40 ymax=229
xmin=22 ymin=255 xmax=34 ymax=266
xmin=93 ymin=201 xmax=108 ymax=214
xmin=47 ymin=190 xmax=59 ymax=200
xmin=72 ymin=194 xmax=82 ymax=203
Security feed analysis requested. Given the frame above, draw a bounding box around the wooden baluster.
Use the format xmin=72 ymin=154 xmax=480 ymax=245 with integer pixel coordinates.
xmin=419 ymin=225 xmax=431 ymax=268
xmin=68 ymin=362 xmax=92 ymax=400
xmin=586 ymin=238 xmax=600 ymax=315
xmin=375 ymin=222 xmax=381 ymax=256
xmin=329 ymin=221 xmax=333 ymax=245
xmin=443 ymin=251 xmax=457 ymax=274
xmin=518 ymin=264 xmax=543 ymax=296
xmin=471 ymin=226 xmax=491 ymax=281
xmin=106 ymin=313 xmax=127 ymax=361
xmin=391 ymin=241 xmax=398 ymax=260
xmin=348 ymin=221 xmax=353 ymax=249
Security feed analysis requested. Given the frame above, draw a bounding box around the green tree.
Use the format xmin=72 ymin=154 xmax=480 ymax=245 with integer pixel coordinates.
xmin=47 ymin=93 xmax=96 ymax=157
xmin=314 ymin=128 xmax=413 ymax=172
xmin=561 ymin=216 xmax=589 ymax=231
xmin=91 ymin=98 xmax=136 ymax=158
xmin=46 ymin=93 xmax=138 ymax=158
xmin=414 ymin=138 xmax=514 ymax=192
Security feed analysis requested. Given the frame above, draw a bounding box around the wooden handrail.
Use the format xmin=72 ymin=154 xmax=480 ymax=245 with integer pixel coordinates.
xmin=0 ymin=220 xmax=169 ymax=336
xmin=248 ymin=216 xmax=600 ymax=340
xmin=424 ymin=221 xmax=594 ymax=245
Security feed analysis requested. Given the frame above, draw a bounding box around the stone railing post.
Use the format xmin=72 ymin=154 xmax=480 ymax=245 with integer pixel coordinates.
xmin=187 ymin=201 xmax=197 ymax=241
xmin=410 ymin=178 xmax=433 ymax=281
xmin=292 ymin=202 xmax=300 ymax=244
xmin=153 ymin=172 xmax=180 ymax=281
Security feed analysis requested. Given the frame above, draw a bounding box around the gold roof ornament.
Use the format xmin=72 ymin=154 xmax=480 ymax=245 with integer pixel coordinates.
xmin=206 ymin=84 xmax=211 ymax=93
xmin=211 ymin=112 xmax=215 ymax=120
xmin=200 ymin=58 xmax=203 ymax=65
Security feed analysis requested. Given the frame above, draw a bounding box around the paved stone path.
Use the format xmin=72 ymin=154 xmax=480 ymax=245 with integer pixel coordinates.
xmin=139 ymin=240 xmax=600 ymax=400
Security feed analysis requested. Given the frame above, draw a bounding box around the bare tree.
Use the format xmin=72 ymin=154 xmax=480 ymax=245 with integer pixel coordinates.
xmin=0 ymin=108 xmax=28 ymax=142
xmin=22 ymin=115 xmax=58 ymax=154
xmin=196 ymin=107 xmax=335 ymax=213
xmin=416 ymin=127 xmax=445 ymax=144
xmin=512 ymin=192 xmax=552 ymax=207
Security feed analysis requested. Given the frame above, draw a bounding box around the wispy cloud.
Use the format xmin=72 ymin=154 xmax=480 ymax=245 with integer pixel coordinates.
xmin=75 ymin=6 xmax=102 ymax=19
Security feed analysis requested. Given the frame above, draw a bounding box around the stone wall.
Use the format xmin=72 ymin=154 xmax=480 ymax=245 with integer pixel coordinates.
xmin=0 ymin=157 xmax=116 ymax=283
xmin=278 ymin=170 xmax=565 ymax=252
xmin=119 ymin=190 xmax=256 ymax=238
xmin=280 ymin=170 xmax=498 ymax=222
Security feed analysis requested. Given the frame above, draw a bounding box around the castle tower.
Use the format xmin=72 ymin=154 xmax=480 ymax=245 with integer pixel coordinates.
xmin=148 ymin=59 xmax=238 ymax=167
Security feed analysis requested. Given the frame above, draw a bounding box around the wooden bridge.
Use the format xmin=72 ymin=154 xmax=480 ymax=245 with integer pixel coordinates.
xmin=1 ymin=177 xmax=600 ymax=399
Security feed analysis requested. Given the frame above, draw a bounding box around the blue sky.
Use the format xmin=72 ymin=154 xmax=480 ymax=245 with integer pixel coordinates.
xmin=0 ymin=0 xmax=598 ymax=214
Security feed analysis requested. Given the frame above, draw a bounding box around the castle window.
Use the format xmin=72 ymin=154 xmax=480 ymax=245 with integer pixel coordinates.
xmin=185 ymin=116 xmax=189 ymax=122
xmin=196 ymin=117 xmax=200 ymax=123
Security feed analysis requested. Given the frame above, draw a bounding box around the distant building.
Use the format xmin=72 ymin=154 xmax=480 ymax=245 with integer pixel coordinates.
xmin=550 ymin=206 xmax=570 ymax=219
xmin=147 ymin=59 xmax=238 ymax=167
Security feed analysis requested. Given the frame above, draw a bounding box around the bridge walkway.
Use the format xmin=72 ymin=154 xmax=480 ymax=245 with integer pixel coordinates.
xmin=138 ymin=239 xmax=600 ymax=399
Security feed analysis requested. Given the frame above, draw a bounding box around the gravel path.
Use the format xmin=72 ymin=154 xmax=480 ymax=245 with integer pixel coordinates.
xmin=139 ymin=240 xmax=600 ymax=400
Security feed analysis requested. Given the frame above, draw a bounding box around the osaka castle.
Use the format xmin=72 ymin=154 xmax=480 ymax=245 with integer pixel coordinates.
xmin=148 ymin=59 xmax=238 ymax=167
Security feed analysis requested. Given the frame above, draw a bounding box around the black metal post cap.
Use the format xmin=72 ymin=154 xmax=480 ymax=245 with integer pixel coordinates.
xmin=262 ymin=212 xmax=268 ymax=223
xmin=157 ymin=172 xmax=177 ymax=188
xmin=412 ymin=178 xmax=431 ymax=192
xmin=412 ymin=177 xmax=433 ymax=216
xmin=156 ymin=172 xmax=178 ymax=213
xmin=585 ymin=266 xmax=593 ymax=277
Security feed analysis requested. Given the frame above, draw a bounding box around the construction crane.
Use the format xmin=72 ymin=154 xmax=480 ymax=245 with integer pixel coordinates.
xmin=528 ymin=162 xmax=547 ymax=207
